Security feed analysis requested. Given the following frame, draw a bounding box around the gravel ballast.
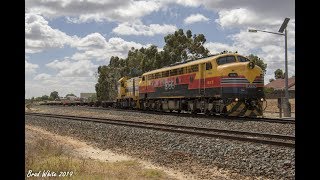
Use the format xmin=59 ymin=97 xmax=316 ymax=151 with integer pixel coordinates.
xmin=25 ymin=115 xmax=295 ymax=180
xmin=33 ymin=105 xmax=295 ymax=136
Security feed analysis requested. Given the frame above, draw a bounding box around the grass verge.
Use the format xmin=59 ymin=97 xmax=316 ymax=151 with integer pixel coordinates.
xmin=25 ymin=132 xmax=172 ymax=179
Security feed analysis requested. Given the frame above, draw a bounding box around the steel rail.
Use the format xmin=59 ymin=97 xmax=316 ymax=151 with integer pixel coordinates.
xmin=45 ymin=105 xmax=295 ymax=124
xmin=25 ymin=112 xmax=295 ymax=148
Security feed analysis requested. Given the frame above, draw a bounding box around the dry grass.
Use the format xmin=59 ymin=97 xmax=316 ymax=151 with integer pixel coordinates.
xmin=264 ymin=99 xmax=295 ymax=113
xmin=25 ymin=136 xmax=172 ymax=179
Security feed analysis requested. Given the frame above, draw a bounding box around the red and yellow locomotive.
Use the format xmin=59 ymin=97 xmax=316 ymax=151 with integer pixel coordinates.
xmin=117 ymin=52 xmax=265 ymax=117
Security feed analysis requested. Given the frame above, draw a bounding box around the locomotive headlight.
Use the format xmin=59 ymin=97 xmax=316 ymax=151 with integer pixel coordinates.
xmin=235 ymin=98 xmax=239 ymax=102
xmin=248 ymin=62 xmax=255 ymax=69
xmin=228 ymin=73 xmax=238 ymax=77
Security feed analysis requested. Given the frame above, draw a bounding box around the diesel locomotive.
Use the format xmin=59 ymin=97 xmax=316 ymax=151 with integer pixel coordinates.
xmin=116 ymin=52 xmax=265 ymax=117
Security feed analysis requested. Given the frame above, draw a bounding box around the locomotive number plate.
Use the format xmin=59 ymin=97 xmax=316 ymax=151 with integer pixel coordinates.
xmin=247 ymin=84 xmax=256 ymax=88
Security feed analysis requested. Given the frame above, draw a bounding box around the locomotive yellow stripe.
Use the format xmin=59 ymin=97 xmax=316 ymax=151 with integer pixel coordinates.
xmin=238 ymin=106 xmax=249 ymax=116
xmin=238 ymin=103 xmax=246 ymax=112
xmin=229 ymin=111 xmax=238 ymax=116
xmin=253 ymin=109 xmax=260 ymax=116
xmin=229 ymin=103 xmax=245 ymax=116
xmin=244 ymin=110 xmax=253 ymax=116
xmin=226 ymin=102 xmax=237 ymax=111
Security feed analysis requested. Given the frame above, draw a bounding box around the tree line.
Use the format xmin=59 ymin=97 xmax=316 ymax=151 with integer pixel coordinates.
xmin=27 ymin=91 xmax=78 ymax=102
xmin=95 ymin=29 xmax=267 ymax=101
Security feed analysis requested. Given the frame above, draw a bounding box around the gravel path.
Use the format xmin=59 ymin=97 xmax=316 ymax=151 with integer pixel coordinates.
xmin=25 ymin=115 xmax=295 ymax=180
xmin=31 ymin=105 xmax=295 ymax=136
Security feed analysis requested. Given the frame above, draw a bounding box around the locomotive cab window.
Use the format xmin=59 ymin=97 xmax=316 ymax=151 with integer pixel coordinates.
xmin=238 ymin=56 xmax=250 ymax=62
xmin=206 ymin=62 xmax=212 ymax=70
xmin=216 ymin=56 xmax=236 ymax=65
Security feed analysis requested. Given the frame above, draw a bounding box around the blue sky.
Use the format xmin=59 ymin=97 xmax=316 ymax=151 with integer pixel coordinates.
xmin=25 ymin=0 xmax=295 ymax=98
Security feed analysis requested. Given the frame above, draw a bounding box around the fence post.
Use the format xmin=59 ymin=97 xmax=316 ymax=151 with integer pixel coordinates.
xmin=277 ymin=98 xmax=282 ymax=118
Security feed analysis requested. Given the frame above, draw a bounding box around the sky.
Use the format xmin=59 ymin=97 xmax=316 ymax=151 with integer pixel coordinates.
xmin=25 ymin=0 xmax=295 ymax=99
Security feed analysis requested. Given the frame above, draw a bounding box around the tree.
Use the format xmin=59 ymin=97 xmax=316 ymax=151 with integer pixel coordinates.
xmin=264 ymin=87 xmax=274 ymax=94
xmin=247 ymin=54 xmax=267 ymax=74
xmin=163 ymin=29 xmax=209 ymax=64
xmin=95 ymin=66 xmax=109 ymax=101
xmin=95 ymin=65 xmax=121 ymax=101
xmin=274 ymin=69 xmax=284 ymax=79
xmin=94 ymin=29 xmax=211 ymax=101
xmin=88 ymin=94 xmax=97 ymax=102
xmin=50 ymin=91 xmax=59 ymax=100
xmin=66 ymin=93 xmax=76 ymax=97
xmin=41 ymin=95 xmax=49 ymax=101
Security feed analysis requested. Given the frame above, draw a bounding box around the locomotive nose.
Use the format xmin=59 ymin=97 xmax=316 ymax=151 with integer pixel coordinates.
xmin=248 ymin=61 xmax=255 ymax=69
xmin=244 ymin=62 xmax=260 ymax=83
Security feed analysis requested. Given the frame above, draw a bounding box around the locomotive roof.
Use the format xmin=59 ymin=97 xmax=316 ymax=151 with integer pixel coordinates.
xmin=118 ymin=76 xmax=127 ymax=82
xmin=143 ymin=53 xmax=239 ymax=76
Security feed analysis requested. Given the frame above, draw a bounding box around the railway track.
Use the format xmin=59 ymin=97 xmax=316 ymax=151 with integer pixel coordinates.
xmin=45 ymin=105 xmax=295 ymax=124
xmin=25 ymin=112 xmax=295 ymax=148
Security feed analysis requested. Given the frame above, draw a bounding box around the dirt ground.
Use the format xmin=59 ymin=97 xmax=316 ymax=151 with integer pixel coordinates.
xmin=25 ymin=125 xmax=199 ymax=180
xmin=263 ymin=99 xmax=295 ymax=118
xmin=264 ymin=99 xmax=295 ymax=113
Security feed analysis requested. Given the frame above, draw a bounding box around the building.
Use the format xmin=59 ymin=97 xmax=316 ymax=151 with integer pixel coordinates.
xmin=265 ymin=76 xmax=295 ymax=98
xmin=80 ymin=93 xmax=96 ymax=100
xmin=66 ymin=95 xmax=78 ymax=101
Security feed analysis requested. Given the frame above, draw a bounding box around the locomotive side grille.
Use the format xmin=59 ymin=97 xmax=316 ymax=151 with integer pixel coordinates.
xmin=221 ymin=77 xmax=263 ymax=84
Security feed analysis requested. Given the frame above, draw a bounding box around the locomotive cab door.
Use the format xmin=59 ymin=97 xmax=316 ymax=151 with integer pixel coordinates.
xmin=144 ymin=76 xmax=148 ymax=99
xmin=140 ymin=76 xmax=147 ymax=99
xmin=199 ymin=63 xmax=205 ymax=96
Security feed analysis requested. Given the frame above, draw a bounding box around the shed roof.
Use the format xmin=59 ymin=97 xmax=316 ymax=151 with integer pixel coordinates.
xmin=265 ymin=76 xmax=295 ymax=90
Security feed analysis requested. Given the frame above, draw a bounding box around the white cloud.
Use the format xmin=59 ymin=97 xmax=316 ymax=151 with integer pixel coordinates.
xmin=26 ymin=0 xmax=294 ymax=28
xmin=71 ymin=34 xmax=149 ymax=61
xmin=34 ymin=73 xmax=52 ymax=80
xmin=200 ymin=0 xmax=294 ymax=20
xmin=25 ymin=13 xmax=77 ymax=53
xmin=25 ymin=13 xmax=150 ymax=62
xmin=167 ymin=0 xmax=295 ymax=29
xmin=184 ymin=13 xmax=209 ymax=24
xmin=174 ymin=0 xmax=201 ymax=7
xmin=26 ymin=0 xmax=161 ymax=23
xmin=25 ymin=0 xmax=295 ymax=97
xmin=204 ymin=42 xmax=249 ymax=55
xmin=205 ymin=28 xmax=295 ymax=83
xmin=46 ymin=59 xmax=98 ymax=77
xmin=112 ymin=21 xmax=177 ymax=36
xmin=107 ymin=37 xmax=149 ymax=55
xmin=25 ymin=60 xmax=39 ymax=74
xmin=230 ymin=27 xmax=295 ymax=50
xmin=215 ymin=8 xmax=279 ymax=28
xmin=25 ymin=77 xmax=96 ymax=98
xmin=76 ymin=33 xmax=107 ymax=50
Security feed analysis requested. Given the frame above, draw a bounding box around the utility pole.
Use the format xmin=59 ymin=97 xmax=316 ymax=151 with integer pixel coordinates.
xmin=283 ymin=28 xmax=291 ymax=117
xmin=248 ymin=17 xmax=291 ymax=117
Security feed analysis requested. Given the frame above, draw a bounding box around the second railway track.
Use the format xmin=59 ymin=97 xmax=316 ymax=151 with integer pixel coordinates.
xmin=43 ymin=105 xmax=295 ymax=124
xmin=25 ymin=112 xmax=295 ymax=148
